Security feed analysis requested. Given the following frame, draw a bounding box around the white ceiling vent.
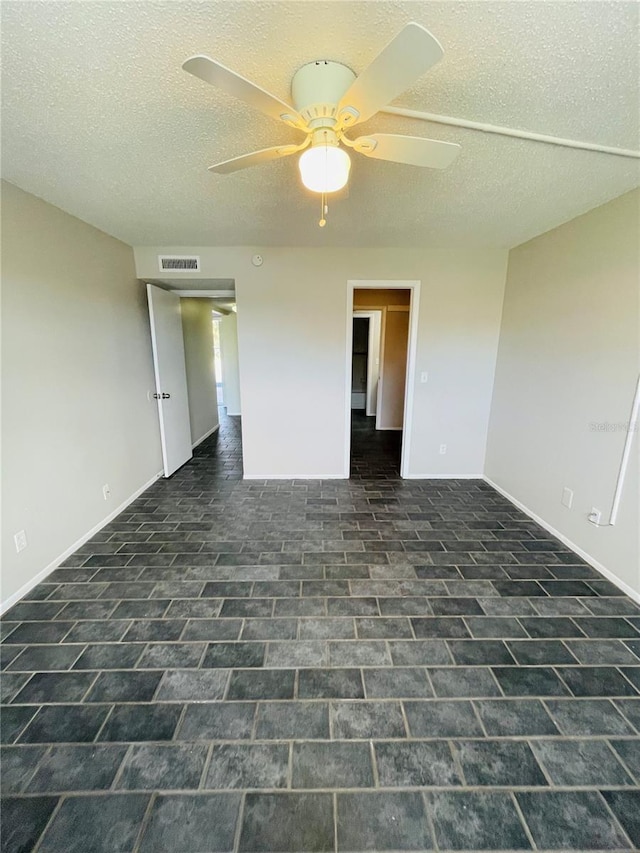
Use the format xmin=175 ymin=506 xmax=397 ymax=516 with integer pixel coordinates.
xmin=158 ymin=255 xmax=200 ymax=272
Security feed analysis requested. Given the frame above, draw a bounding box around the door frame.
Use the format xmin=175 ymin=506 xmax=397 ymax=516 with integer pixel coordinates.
xmin=352 ymin=310 xmax=382 ymax=417
xmin=344 ymin=280 xmax=421 ymax=478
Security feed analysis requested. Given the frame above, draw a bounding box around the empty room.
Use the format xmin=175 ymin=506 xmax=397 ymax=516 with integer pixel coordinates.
xmin=1 ymin=2 xmax=639 ymax=851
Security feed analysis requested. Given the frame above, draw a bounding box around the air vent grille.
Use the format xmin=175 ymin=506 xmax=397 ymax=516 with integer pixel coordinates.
xmin=158 ymin=255 xmax=200 ymax=272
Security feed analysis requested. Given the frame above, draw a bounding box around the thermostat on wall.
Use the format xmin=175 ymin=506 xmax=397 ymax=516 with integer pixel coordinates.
xmin=252 ymin=254 xmax=263 ymax=267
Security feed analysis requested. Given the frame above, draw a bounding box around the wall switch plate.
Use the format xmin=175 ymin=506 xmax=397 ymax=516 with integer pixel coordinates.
xmin=588 ymin=507 xmax=602 ymax=525
xmin=14 ymin=530 xmax=27 ymax=553
xmin=102 ymin=484 xmax=111 ymax=501
xmin=420 ymin=372 xmax=428 ymax=383
xmin=561 ymin=487 xmax=574 ymax=509
xmin=439 ymin=444 xmax=447 ymax=455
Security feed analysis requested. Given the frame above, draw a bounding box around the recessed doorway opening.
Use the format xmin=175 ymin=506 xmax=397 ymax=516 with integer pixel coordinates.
xmin=345 ymin=280 xmax=421 ymax=479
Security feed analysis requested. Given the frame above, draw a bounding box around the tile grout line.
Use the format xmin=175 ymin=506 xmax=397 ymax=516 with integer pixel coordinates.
xmin=232 ymin=791 xmax=247 ymax=853
xmin=31 ymin=793 xmax=66 ymax=853
xmin=131 ymin=791 xmax=157 ymax=853
xmin=605 ymin=739 xmax=640 ymax=786
xmin=510 ymin=790 xmax=538 ymax=850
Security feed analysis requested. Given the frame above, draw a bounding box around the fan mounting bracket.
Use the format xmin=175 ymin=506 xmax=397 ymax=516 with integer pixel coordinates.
xmin=291 ymin=60 xmax=356 ymax=126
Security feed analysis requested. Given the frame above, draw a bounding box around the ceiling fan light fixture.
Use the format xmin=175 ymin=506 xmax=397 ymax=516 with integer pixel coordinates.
xmin=298 ymin=144 xmax=351 ymax=193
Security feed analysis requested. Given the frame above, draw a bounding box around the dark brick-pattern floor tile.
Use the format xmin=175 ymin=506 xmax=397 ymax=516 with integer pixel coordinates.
xmin=602 ymin=791 xmax=640 ymax=847
xmin=116 ymin=742 xmax=208 ymax=790
xmin=177 ymin=702 xmax=256 ymax=740
xmin=531 ymin=739 xmax=634 ymax=785
xmin=545 ymin=698 xmax=636 ymax=735
xmin=1 ymin=745 xmax=48 ymax=794
xmin=331 ymin=700 xmax=406 ymax=738
xmin=156 ymin=669 xmax=229 ymax=700
xmin=426 ymin=791 xmax=532 ymax=850
xmin=298 ymin=667 xmax=364 ymax=699
xmin=13 ymin=672 xmax=96 ymax=704
xmin=227 ymin=669 xmax=294 ymax=700
xmin=139 ymin=793 xmax=241 ymax=852
xmin=98 ymin=703 xmax=182 ymax=742
xmin=475 ymin=698 xmax=559 ymax=735
xmin=27 ymin=744 xmax=128 ymax=792
xmin=85 ymin=670 xmax=162 ymax=702
xmin=363 ymin=667 xmax=432 ymax=698
xmin=0 ymin=795 xmax=59 ymax=853
xmin=0 ymin=706 xmax=37 ymax=744
xmin=337 ymin=791 xmax=434 ymax=850
xmin=19 ymin=704 xmax=109 ymax=744
xmin=292 ymin=741 xmax=373 ymax=788
xmin=375 ymin=741 xmax=461 ymax=786
xmin=609 ymin=739 xmax=640 ymax=780
xmin=516 ymin=790 xmax=631 ymax=850
xmin=3 ymin=412 xmax=640 ymax=853
xmin=239 ymin=792 xmax=333 ymax=852
xmin=205 ymin=743 xmax=289 ymax=788
xmin=557 ymin=666 xmax=639 ymax=697
xmin=37 ymin=793 xmax=150 ymax=852
xmin=453 ymin=739 xmax=547 ymax=786
xmin=404 ymin=699 xmax=483 ymax=737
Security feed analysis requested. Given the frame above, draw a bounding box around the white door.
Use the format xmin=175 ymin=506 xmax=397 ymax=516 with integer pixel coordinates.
xmin=147 ymin=284 xmax=193 ymax=477
xmin=365 ymin=311 xmax=382 ymax=417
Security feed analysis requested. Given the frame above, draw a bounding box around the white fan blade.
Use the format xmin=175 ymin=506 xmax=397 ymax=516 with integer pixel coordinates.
xmin=209 ymin=145 xmax=302 ymax=174
xmin=352 ymin=134 xmax=460 ymax=169
xmin=337 ymin=23 xmax=443 ymax=128
xmin=183 ymin=55 xmax=305 ymax=129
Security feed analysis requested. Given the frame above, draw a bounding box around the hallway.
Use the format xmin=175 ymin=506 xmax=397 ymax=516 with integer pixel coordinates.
xmin=350 ymin=411 xmax=402 ymax=479
xmin=2 ymin=415 xmax=640 ymax=852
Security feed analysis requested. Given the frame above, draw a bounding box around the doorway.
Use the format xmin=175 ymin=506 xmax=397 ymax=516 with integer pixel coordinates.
xmin=345 ymin=280 xmax=420 ymax=478
xmin=212 ymin=316 xmax=225 ymax=405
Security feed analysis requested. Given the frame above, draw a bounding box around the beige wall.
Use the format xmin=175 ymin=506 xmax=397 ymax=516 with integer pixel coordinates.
xmin=486 ymin=189 xmax=640 ymax=595
xmin=134 ymin=246 xmax=508 ymax=478
xmin=355 ymin=289 xmax=411 ymax=430
xmin=180 ymin=298 xmax=218 ymax=445
xmin=1 ymin=182 xmax=162 ymax=607
xmin=219 ymin=313 xmax=241 ymax=416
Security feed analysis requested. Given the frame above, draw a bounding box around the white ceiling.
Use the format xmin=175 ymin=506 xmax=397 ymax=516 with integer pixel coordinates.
xmin=2 ymin=1 xmax=638 ymax=248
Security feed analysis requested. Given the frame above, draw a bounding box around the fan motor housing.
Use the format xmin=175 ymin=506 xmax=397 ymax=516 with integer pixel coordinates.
xmin=291 ymin=60 xmax=356 ymax=126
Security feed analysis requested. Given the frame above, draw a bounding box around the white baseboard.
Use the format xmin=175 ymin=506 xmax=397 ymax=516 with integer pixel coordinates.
xmin=243 ymin=473 xmax=348 ymax=480
xmin=192 ymin=423 xmax=219 ymax=449
xmin=484 ymin=475 xmax=640 ymax=605
xmin=1 ymin=471 xmax=163 ymax=615
xmin=403 ymin=473 xmax=484 ymax=480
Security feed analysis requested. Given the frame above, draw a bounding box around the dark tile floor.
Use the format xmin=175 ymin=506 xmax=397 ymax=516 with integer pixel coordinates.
xmin=350 ymin=411 xmax=401 ymax=479
xmin=1 ymin=410 xmax=639 ymax=851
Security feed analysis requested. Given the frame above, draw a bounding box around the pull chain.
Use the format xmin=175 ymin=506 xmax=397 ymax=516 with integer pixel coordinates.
xmin=318 ymin=133 xmax=328 ymax=226
xmin=319 ymin=190 xmax=327 ymax=227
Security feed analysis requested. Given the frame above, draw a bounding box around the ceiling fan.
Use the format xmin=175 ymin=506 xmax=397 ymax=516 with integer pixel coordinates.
xmin=183 ymin=23 xmax=461 ymax=217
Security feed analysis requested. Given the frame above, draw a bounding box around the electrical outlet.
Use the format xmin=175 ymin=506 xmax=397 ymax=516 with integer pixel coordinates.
xmin=14 ymin=530 xmax=27 ymax=553
xmin=439 ymin=444 xmax=447 ymax=455
xmin=561 ymin=487 xmax=574 ymax=509
xmin=588 ymin=507 xmax=601 ymax=525
xmin=102 ymin=484 xmax=111 ymax=501
xmin=420 ymin=372 xmax=428 ymax=383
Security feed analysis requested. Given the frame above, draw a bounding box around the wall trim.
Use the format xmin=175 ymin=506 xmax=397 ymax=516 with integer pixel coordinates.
xmin=1 ymin=471 xmax=163 ymax=615
xmin=404 ymin=473 xmax=484 ymax=480
xmin=192 ymin=423 xmax=219 ymax=449
xmin=243 ymin=474 xmax=347 ymax=480
xmin=484 ymin=475 xmax=640 ymax=605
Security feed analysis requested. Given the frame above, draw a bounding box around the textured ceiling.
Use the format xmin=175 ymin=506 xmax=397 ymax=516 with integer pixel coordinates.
xmin=2 ymin=1 xmax=639 ymax=248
